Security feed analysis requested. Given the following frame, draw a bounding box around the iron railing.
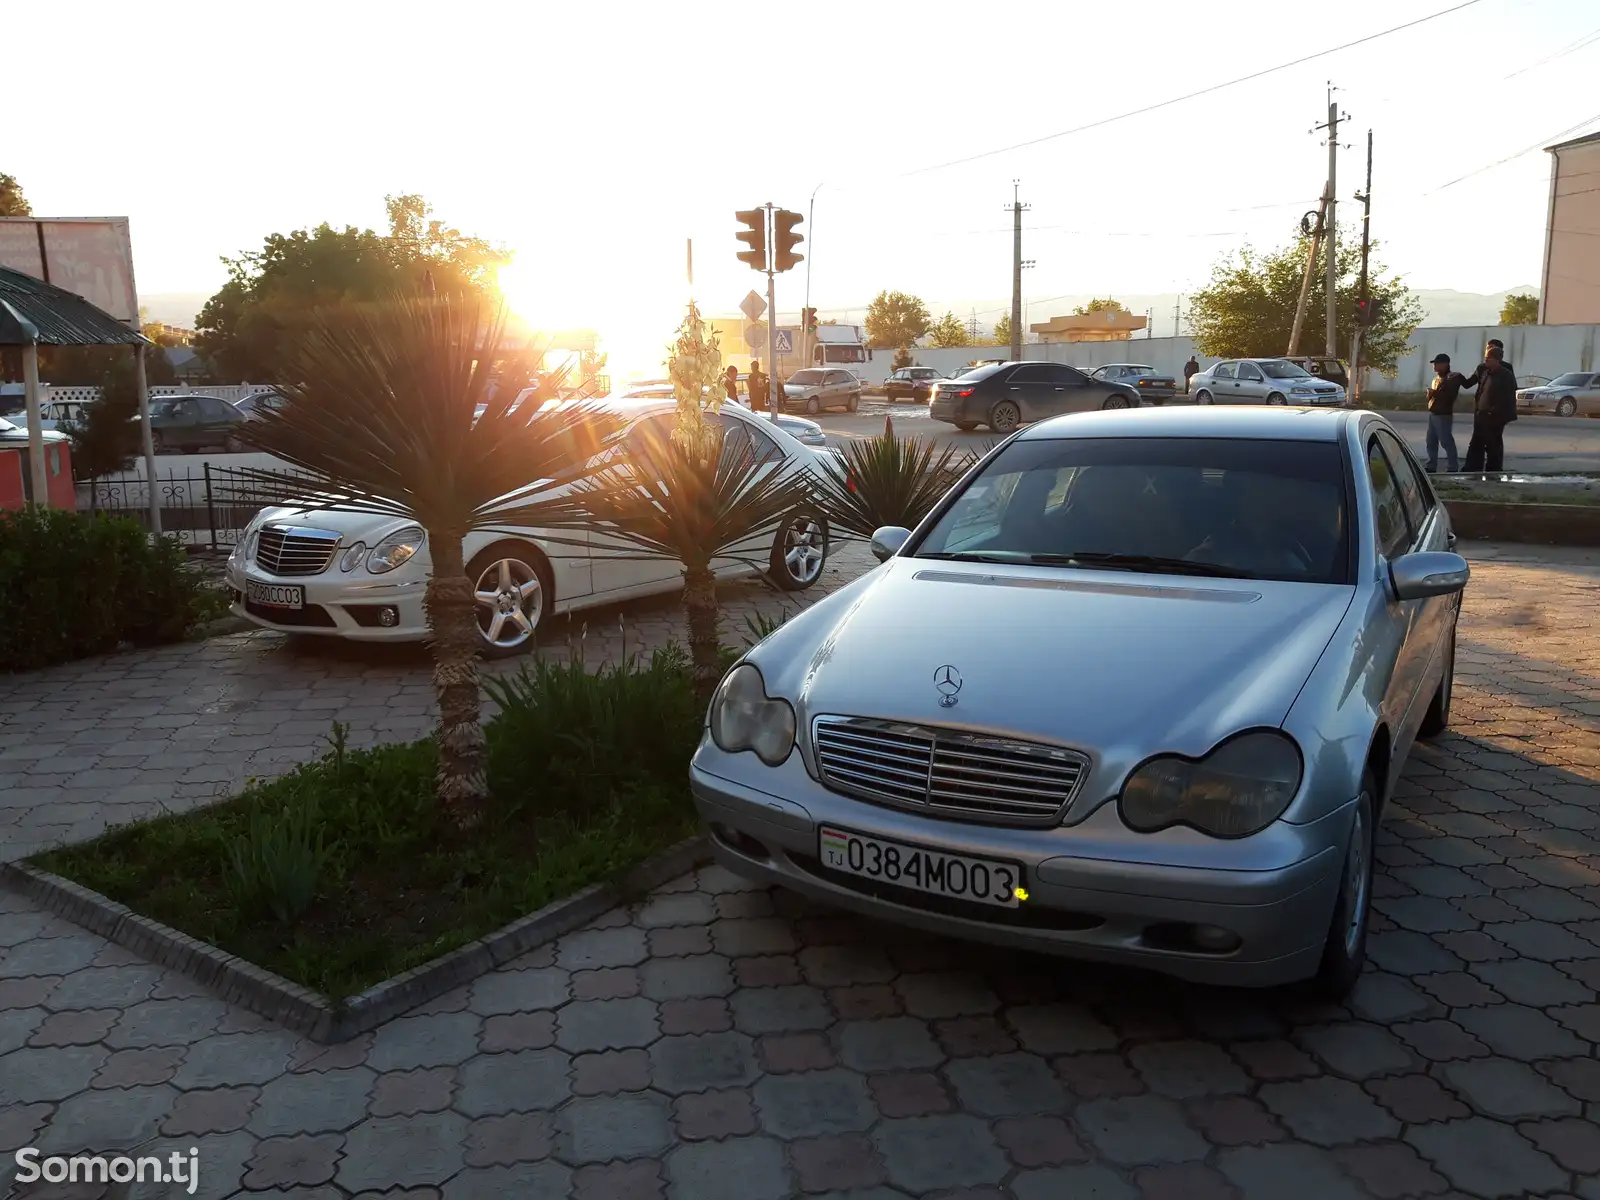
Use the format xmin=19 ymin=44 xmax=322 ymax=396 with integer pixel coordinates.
xmin=80 ymin=464 xmax=320 ymax=551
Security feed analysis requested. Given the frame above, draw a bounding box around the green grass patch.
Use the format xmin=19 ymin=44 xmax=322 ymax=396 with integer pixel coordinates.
xmin=34 ymin=645 xmax=716 ymax=1000
xmin=1434 ymin=473 xmax=1600 ymax=507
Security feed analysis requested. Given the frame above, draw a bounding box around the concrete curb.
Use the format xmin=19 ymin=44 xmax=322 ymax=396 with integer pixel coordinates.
xmin=1444 ymin=499 xmax=1600 ymax=547
xmin=1 ymin=833 xmax=712 ymax=1043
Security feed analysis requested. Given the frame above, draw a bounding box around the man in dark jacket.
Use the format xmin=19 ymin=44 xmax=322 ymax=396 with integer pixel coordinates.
xmin=1424 ymin=353 xmax=1464 ymax=473
xmin=1461 ymin=345 xmax=1517 ymax=473
xmin=1183 ymin=356 xmax=1200 ymax=394
xmin=1458 ymin=339 xmax=1516 ymax=415
xmin=747 ymin=360 xmax=769 ymax=414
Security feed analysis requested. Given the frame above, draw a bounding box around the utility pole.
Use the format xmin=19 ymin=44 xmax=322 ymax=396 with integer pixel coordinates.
xmin=1008 ymin=181 xmax=1029 ymax=361
xmin=1173 ymin=298 xmax=1182 ymax=338
xmin=1316 ymin=86 xmax=1348 ymax=359
xmin=1287 ymin=188 xmax=1329 ymax=357
xmin=967 ymin=308 xmax=980 ymax=344
xmin=1351 ymin=130 xmax=1373 ymax=405
xmin=803 ymin=183 xmax=821 ymax=373
xmin=765 ymin=204 xmax=777 ymax=411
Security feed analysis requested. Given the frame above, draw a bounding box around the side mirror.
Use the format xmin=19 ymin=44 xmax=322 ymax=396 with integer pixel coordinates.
xmin=869 ymin=526 xmax=912 ymax=563
xmin=1389 ymin=551 xmax=1469 ymax=601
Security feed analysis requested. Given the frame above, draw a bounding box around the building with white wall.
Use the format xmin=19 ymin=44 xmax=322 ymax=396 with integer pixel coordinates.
xmin=1539 ymin=131 xmax=1600 ymax=325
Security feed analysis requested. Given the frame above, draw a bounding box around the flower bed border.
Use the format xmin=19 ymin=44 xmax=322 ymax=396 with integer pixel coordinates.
xmin=2 ymin=833 xmax=711 ymax=1044
xmin=1444 ymin=500 xmax=1600 ymax=547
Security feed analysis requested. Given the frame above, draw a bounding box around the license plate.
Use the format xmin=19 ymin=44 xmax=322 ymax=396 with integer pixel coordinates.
xmin=818 ymin=826 xmax=1022 ymax=908
xmin=247 ymin=581 xmax=304 ymax=609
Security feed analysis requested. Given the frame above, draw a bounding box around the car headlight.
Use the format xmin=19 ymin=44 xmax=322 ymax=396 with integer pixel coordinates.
xmin=708 ymin=663 xmax=796 ymax=766
xmin=1118 ymin=731 xmax=1303 ymax=838
xmin=340 ymin=542 xmax=368 ymax=572
xmin=365 ymin=526 xmax=425 ymax=574
xmin=230 ymin=528 xmax=258 ymax=567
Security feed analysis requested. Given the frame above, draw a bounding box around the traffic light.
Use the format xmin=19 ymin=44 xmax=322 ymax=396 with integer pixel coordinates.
xmin=773 ymin=209 xmax=805 ymax=272
xmin=1367 ymin=297 xmax=1385 ymax=326
xmin=735 ymin=209 xmax=766 ymax=271
xmin=802 ymin=307 xmax=818 ymax=333
xmin=1353 ymin=298 xmax=1368 ymax=326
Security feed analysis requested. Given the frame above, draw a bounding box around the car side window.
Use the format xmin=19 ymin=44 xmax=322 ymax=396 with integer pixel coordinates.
xmin=743 ymin=419 xmax=782 ymax=464
xmin=1009 ymin=365 xmax=1048 ymax=383
xmin=717 ymin=412 xmax=758 ymax=473
xmin=1376 ymin=429 xmax=1431 ymax=535
xmin=201 ymin=398 xmax=236 ymax=420
xmin=1366 ymin=436 xmax=1411 ymax=559
xmin=1055 ymin=365 xmax=1090 ymax=385
xmin=1237 ymin=362 xmax=1263 ymax=382
xmin=1212 ymin=363 xmax=1235 ymax=380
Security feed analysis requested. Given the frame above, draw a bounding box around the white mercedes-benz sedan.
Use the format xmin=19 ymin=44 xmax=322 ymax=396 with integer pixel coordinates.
xmin=225 ymin=398 xmax=836 ymax=655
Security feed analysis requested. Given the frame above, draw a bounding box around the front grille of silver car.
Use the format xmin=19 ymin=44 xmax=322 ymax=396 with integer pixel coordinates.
xmin=255 ymin=525 xmax=340 ymax=576
xmin=812 ymin=717 xmax=1088 ymax=826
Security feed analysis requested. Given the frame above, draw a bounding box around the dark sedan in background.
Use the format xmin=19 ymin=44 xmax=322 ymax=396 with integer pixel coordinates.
xmin=883 ymin=366 xmax=947 ymax=403
xmin=141 ymin=395 xmax=249 ymax=452
xmin=1090 ymin=362 xmax=1177 ymax=402
xmin=929 ymin=361 xmax=1141 ymax=433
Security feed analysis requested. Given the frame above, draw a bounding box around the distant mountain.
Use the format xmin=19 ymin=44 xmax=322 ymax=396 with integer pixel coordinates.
xmin=139 ymin=293 xmax=211 ymax=329
xmin=1410 ymin=287 xmax=1540 ymax=327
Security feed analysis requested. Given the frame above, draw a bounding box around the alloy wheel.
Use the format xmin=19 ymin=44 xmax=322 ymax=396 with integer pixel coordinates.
xmin=1102 ymin=395 xmax=1129 ymax=410
xmin=1268 ymin=393 xmax=1287 ymax=405
xmin=782 ymin=517 xmax=826 ymax=586
xmin=1196 ymin=390 xmax=1213 ymax=405
xmin=991 ymin=401 xmax=1021 ymax=433
xmin=1557 ymin=397 xmax=1577 ymax=417
xmin=473 ymin=557 xmax=543 ymax=650
xmin=1342 ymin=795 xmax=1373 ymax=959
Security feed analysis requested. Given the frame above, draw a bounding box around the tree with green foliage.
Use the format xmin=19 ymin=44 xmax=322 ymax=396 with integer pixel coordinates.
xmin=194 ymin=194 xmax=510 ymax=382
xmin=1073 ymin=297 xmax=1127 ymax=315
xmin=990 ymin=313 xmax=1012 ymax=346
xmin=1187 ymin=228 xmax=1422 ymax=375
xmin=927 ymin=311 xmax=968 ymax=348
xmin=1498 ymin=293 xmax=1539 ymax=325
xmin=0 ymin=172 xmax=29 ymax=216
xmin=865 ymin=290 xmax=932 ymax=350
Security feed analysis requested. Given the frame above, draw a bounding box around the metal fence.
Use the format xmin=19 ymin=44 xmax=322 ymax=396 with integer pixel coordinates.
xmin=80 ymin=464 xmax=319 ymax=551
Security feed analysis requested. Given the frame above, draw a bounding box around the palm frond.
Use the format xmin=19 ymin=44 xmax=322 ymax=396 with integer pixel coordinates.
xmin=809 ymin=417 xmax=976 ymax=539
xmin=226 ymin=289 xmax=626 ymax=531
xmin=573 ymin=429 xmax=815 ymax=572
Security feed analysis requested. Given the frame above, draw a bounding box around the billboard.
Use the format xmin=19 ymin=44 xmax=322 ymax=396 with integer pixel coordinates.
xmin=0 ymin=218 xmax=139 ymax=325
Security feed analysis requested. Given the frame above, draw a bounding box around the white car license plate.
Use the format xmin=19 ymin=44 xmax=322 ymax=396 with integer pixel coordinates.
xmin=247 ymin=581 xmax=304 ymax=610
xmin=818 ymin=826 xmax=1022 ymax=909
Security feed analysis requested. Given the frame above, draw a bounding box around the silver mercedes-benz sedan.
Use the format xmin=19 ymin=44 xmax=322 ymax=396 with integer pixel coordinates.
xmin=691 ymin=406 xmax=1469 ymax=995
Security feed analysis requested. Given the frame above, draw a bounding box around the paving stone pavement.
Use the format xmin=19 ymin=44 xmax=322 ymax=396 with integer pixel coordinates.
xmin=1 ymin=540 xmax=1597 ymax=1199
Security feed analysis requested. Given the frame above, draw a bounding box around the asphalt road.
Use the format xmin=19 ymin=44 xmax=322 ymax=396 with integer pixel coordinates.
xmin=811 ymin=399 xmax=1600 ymax=474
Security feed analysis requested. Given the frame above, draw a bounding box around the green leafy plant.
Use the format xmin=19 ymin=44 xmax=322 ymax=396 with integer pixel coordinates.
xmin=0 ymin=507 xmax=223 ymax=670
xmin=224 ymin=797 xmax=330 ymax=924
xmin=810 ymin=414 xmax=974 ymax=539
xmin=742 ymin=608 xmax=791 ymax=647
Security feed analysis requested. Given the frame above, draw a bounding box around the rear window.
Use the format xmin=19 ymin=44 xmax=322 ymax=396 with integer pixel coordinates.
xmin=913 ymin=436 xmax=1351 ymax=585
xmin=958 ymin=363 xmax=1009 ymax=383
xmin=789 ymin=370 xmax=827 ymax=385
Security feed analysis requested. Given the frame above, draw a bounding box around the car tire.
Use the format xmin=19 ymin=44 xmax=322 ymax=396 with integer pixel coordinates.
xmin=1417 ymin=620 xmax=1456 ymax=739
xmin=1195 ymin=390 xmax=1213 ymax=405
xmin=989 ymin=400 xmax=1022 ymax=433
xmin=1101 ymin=394 xmax=1131 ymax=410
xmin=1312 ymin=770 xmax=1377 ymax=999
xmin=806 ymin=397 xmax=822 ymax=415
xmin=847 ymin=392 xmax=859 ymax=412
xmin=1267 ymin=392 xmax=1287 ymax=405
xmin=954 ymin=421 xmax=978 ymax=432
xmin=224 ymin=433 xmax=246 ymax=453
xmin=466 ymin=541 xmax=553 ymax=659
xmin=770 ymin=510 xmax=828 ymax=591
xmin=1556 ymin=396 xmax=1577 ymax=417
xmin=151 ymin=430 xmax=167 ymax=453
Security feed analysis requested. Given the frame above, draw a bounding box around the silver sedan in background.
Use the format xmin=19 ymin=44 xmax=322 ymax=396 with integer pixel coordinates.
xmin=1517 ymin=371 xmax=1600 ymax=418
xmin=692 ymin=406 xmax=1467 ymax=994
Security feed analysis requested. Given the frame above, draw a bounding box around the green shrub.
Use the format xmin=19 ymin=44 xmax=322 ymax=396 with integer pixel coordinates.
xmin=224 ymin=797 xmax=330 ymax=924
xmin=0 ymin=507 xmax=223 ymax=670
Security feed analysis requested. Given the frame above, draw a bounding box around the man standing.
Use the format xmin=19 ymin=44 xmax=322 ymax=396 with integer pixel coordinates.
xmin=1424 ymin=353 xmax=1463 ymax=473
xmin=723 ymin=364 xmax=740 ymax=405
xmin=1183 ymin=355 xmax=1200 ymax=395
xmin=1461 ymin=345 xmax=1517 ymax=474
xmin=747 ymin=360 xmax=768 ymax=415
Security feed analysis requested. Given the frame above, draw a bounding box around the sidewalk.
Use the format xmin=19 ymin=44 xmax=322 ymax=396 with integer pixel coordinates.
xmin=2 ymin=541 xmax=1597 ymax=1199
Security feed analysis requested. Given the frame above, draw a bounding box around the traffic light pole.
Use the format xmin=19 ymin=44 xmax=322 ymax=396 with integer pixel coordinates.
xmin=764 ymin=203 xmax=778 ymax=424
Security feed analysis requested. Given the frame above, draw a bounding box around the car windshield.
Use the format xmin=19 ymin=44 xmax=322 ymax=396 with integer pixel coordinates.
xmin=912 ymin=436 xmax=1350 ymax=585
xmin=789 ymin=370 xmax=826 ymax=385
xmin=1260 ymin=360 xmax=1313 ymax=379
xmin=154 ymin=400 xmax=185 ymax=417
xmin=1549 ymin=373 xmax=1590 ymax=387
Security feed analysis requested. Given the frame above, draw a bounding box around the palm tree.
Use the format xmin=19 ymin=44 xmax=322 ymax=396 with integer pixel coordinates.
xmin=572 ymin=303 xmax=814 ymax=701
xmin=810 ymin=413 xmax=975 ymax=539
xmin=232 ymin=290 xmax=621 ymax=829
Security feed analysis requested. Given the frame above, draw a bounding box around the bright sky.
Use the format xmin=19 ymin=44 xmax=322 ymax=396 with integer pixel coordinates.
xmin=8 ymin=0 xmax=1596 ymax=376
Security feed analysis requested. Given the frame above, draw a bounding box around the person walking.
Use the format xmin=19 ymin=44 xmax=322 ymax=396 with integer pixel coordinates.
xmin=1183 ymin=355 xmax=1200 ymax=395
xmin=1461 ymin=345 xmax=1517 ymax=474
xmin=747 ymin=360 xmax=769 ymax=415
xmin=1424 ymin=354 xmax=1463 ymax=473
xmin=723 ymin=364 xmax=740 ymax=405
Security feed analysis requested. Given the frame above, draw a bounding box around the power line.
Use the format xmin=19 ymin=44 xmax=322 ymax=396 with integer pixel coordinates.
xmin=1432 ymin=112 xmax=1600 ymax=191
xmin=1503 ymin=22 xmax=1600 ymax=79
xmin=901 ymin=0 xmax=1487 ymax=176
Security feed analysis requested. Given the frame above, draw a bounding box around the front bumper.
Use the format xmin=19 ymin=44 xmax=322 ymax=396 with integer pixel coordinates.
xmin=225 ymin=560 xmax=429 ymax=642
xmin=691 ymin=750 xmax=1349 ymax=987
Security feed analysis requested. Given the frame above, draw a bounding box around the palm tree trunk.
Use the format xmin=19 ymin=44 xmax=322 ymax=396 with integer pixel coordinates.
xmin=682 ymin=564 xmax=721 ymax=704
xmin=423 ymin=526 xmax=487 ymax=830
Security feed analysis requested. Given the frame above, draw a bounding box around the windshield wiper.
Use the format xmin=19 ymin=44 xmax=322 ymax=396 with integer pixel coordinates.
xmin=1026 ymin=552 xmax=1256 ymax=579
xmin=915 ymin=551 xmax=1020 ymax=563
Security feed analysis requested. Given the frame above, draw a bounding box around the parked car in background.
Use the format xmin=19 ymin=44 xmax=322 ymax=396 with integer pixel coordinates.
xmin=1517 ymin=371 xmax=1600 ymax=418
xmin=234 ymin=390 xmax=289 ymax=421
xmin=227 ymin=398 xmax=833 ymax=654
xmin=883 ymin=366 xmax=946 ymax=403
xmin=693 ymin=405 xmax=1468 ymax=994
xmin=1286 ymin=356 xmax=1351 ymax=391
xmin=1519 ymin=374 xmax=1552 ymax=390
xmin=1189 ymin=359 xmax=1346 ymax=407
xmin=928 ymin=361 xmax=1141 ymax=433
xmin=141 ymin=394 xmax=249 ymax=452
xmin=618 ymin=381 xmax=828 ymax=445
xmin=783 ymin=368 xmax=861 ymax=415
xmin=1090 ymin=363 xmax=1177 ymax=402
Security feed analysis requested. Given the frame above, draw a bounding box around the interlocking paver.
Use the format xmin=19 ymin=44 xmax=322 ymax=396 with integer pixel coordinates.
xmin=0 ymin=542 xmax=1597 ymax=1196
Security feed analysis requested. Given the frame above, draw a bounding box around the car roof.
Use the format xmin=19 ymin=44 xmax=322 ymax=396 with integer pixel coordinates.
xmin=1016 ymin=405 xmax=1349 ymax=443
